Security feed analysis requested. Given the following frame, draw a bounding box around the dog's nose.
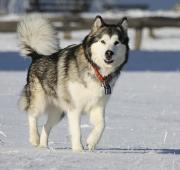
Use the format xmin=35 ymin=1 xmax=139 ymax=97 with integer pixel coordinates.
xmin=105 ymin=50 xmax=114 ymax=60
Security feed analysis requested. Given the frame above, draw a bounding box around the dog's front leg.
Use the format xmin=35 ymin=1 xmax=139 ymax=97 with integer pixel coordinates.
xmin=87 ymin=106 xmax=105 ymax=151
xmin=67 ymin=110 xmax=83 ymax=152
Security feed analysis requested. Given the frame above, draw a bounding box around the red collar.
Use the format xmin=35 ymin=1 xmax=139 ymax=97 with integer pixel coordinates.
xmin=91 ymin=65 xmax=105 ymax=84
xmin=91 ymin=64 xmax=112 ymax=95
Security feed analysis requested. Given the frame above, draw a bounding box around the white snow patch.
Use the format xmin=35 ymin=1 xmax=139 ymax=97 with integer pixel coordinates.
xmin=81 ymin=124 xmax=90 ymax=128
xmin=0 ymin=130 xmax=7 ymax=137
xmin=163 ymin=130 xmax=168 ymax=144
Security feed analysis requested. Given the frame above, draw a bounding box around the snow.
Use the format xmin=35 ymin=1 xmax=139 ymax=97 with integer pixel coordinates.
xmin=1 ymin=10 xmax=180 ymax=22
xmin=0 ymin=27 xmax=180 ymax=52
xmin=0 ymin=14 xmax=20 ymax=21
xmin=0 ymin=33 xmax=19 ymax=52
xmin=0 ymin=14 xmax=180 ymax=169
xmin=0 ymin=71 xmax=180 ymax=170
xmin=141 ymin=28 xmax=180 ymax=51
xmin=82 ymin=10 xmax=180 ymax=18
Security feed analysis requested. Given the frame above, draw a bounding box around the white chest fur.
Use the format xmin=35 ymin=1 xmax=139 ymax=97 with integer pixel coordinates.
xmin=68 ymin=76 xmax=109 ymax=112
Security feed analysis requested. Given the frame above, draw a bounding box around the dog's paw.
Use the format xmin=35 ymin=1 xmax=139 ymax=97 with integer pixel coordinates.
xmin=72 ymin=145 xmax=83 ymax=153
xmin=38 ymin=143 xmax=48 ymax=149
xmin=38 ymin=144 xmax=50 ymax=150
xmin=86 ymin=136 xmax=97 ymax=151
xmin=29 ymin=136 xmax=40 ymax=147
xmin=86 ymin=143 xmax=96 ymax=151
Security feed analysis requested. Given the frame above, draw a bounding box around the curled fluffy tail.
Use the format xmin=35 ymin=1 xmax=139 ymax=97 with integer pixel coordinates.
xmin=17 ymin=14 xmax=59 ymax=58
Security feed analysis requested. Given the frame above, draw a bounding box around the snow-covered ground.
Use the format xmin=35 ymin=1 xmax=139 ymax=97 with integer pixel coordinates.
xmin=0 ymin=27 xmax=180 ymax=51
xmin=0 ymin=19 xmax=180 ymax=169
xmin=0 ymin=71 xmax=180 ymax=170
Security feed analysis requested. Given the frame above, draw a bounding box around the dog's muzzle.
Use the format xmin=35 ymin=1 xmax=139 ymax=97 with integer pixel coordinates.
xmin=104 ymin=50 xmax=114 ymax=64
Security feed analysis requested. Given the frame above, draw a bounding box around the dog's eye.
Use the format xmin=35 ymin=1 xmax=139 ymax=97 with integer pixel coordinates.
xmin=114 ymin=41 xmax=120 ymax=45
xmin=101 ymin=40 xmax=106 ymax=44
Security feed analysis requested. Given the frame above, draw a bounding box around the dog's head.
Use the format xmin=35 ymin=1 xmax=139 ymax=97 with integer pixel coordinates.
xmin=83 ymin=16 xmax=129 ymax=71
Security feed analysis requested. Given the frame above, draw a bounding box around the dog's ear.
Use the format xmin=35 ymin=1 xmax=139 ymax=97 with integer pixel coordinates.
xmin=118 ymin=17 xmax=128 ymax=32
xmin=91 ymin=15 xmax=104 ymax=32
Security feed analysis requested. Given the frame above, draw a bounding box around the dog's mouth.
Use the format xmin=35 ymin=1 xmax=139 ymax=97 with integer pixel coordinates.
xmin=104 ymin=59 xmax=114 ymax=64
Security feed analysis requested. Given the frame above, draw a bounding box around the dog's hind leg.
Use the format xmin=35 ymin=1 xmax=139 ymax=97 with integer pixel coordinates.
xmin=28 ymin=99 xmax=46 ymax=146
xmin=26 ymin=77 xmax=47 ymax=147
xmin=28 ymin=114 xmax=40 ymax=146
xmin=86 ymin=106 xmax=105 ymax=151
xmin=39 ymin=106 xmax=64 ymax=148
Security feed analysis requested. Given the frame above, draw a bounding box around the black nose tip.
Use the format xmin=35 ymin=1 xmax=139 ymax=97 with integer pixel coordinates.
xmin=105 ymin=50 xmax=114 ymax=60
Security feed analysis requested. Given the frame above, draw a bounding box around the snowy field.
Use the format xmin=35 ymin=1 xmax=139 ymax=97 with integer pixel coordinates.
xmin=0 ymin=27 xmax=180 ymax=169
xmin=0 ymin=72 xmax=180 ymax=170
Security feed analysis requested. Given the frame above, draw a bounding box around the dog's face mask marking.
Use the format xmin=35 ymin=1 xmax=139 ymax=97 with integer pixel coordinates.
xmin=89 ymin=16 xmax=128 ymax=69
xmin=91 ymin=34 xmax=127 ymax=68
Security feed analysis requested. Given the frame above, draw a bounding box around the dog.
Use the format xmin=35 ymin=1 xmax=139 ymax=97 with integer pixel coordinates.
xmin=17 ymin=14 xmax=129 ymax=152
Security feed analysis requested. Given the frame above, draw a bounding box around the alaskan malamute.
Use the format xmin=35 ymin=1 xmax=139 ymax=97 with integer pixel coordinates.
xmin=17 ymin=14 xmax=129 ymax=152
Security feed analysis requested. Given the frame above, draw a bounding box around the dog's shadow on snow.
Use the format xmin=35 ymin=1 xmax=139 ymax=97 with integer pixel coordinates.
xmin=96 ymin=148 xmax=180 ymax=155
xmin=54 ymin=147 xmax=180 ymax=155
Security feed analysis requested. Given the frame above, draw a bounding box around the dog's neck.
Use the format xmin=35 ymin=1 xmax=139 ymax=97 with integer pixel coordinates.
xmin=99 ymin=66 xmax=115 ymax=77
